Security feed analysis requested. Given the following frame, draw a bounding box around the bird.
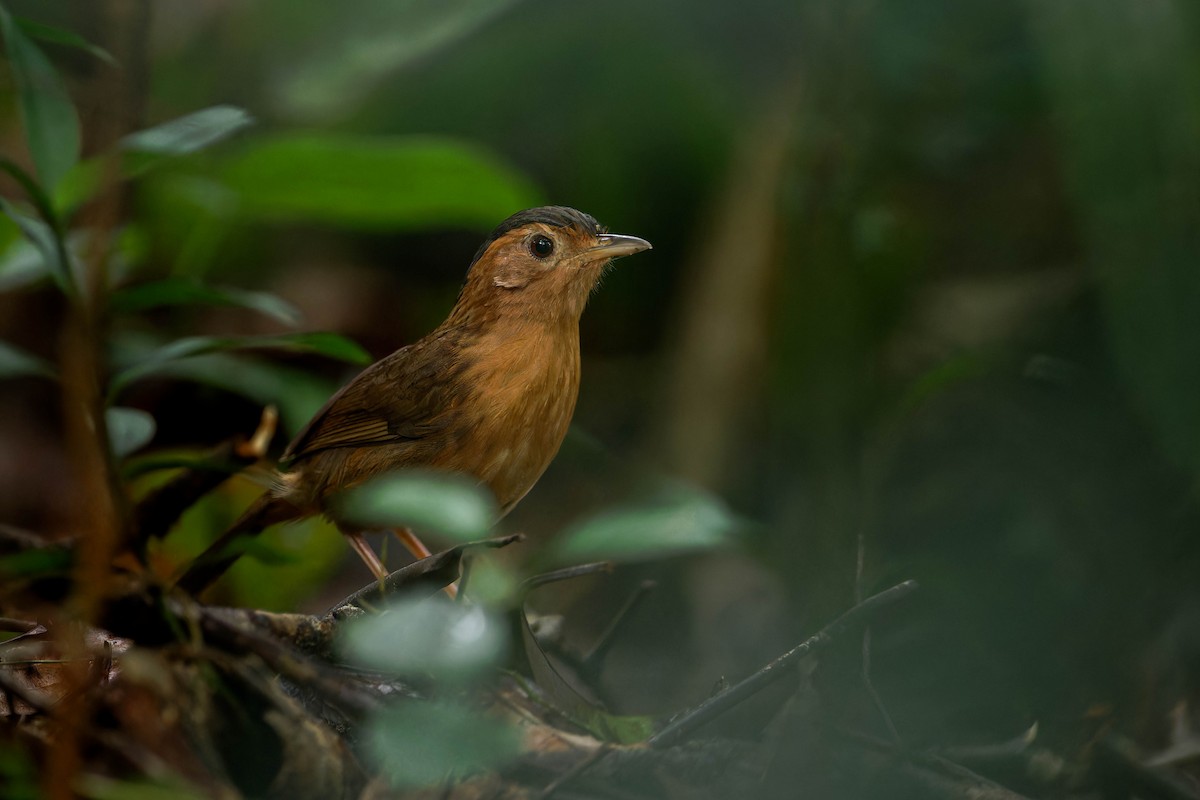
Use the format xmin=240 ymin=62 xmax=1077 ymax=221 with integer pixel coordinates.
xmin=177 ymin=206 xmax=651 ymax=593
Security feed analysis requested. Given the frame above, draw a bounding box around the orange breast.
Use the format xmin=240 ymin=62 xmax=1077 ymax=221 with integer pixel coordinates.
xmin=450 ymin=320 xmax=581 ymax=514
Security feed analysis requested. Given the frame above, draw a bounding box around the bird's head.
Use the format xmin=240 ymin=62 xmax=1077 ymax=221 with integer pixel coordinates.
xmin=454 ymin=206 xmax=651 ymax=323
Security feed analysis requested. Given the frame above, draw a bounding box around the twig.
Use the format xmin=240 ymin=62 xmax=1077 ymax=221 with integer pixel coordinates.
xmin=520 ymin=563 xmax=613 ymax=595
xmin=0 ymin=618 xmax=44 ymax=635
xmin=580 ymin=580 xmax=656 ymax=676
xmin=649 ymin=580 xmax=918 ymax=748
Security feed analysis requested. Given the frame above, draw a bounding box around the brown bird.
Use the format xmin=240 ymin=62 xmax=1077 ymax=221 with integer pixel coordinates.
xmin=178 ymin=206 xmax=651 ymax=593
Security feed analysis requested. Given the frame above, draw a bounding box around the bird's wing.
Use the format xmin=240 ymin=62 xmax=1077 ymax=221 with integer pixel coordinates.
xmin=282 ymin=332 xmax=465 ymax=463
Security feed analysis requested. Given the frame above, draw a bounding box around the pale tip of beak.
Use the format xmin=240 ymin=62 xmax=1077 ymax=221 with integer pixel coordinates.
xmin=590 ymin=233 xmax=652 ymax=259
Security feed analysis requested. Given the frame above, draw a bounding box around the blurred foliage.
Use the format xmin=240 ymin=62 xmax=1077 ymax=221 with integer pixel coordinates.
xmin=336 ymin=471 xmax=497 ymax=545
xmin=1 ymin=0 xmax=1199 ymax=795
xmin=364 ymin=700 xmax=523 ymax=789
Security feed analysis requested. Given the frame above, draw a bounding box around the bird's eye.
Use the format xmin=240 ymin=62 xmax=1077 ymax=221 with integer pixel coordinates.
xmin=530 ymin=235 xmax=554 ymax=259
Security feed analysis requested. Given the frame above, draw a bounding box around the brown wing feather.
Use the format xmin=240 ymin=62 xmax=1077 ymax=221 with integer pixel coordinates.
xmin=282 ymin=328 xmax=468 ymax=464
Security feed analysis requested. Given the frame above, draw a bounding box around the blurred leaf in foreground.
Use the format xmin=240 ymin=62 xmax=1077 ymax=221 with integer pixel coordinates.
xmin=365 ymin=700 xmax=521 ymax=789
xmin=121 ymin=105 xmax=254 ymax=158
xmin=110 ymin=278 xmax=302 ymax=326
xmin=105 ymin=407 xmax=156 ymax=460
xmin=547 ymin=486 xmax=738 ymax=566
xmin=218 ymin=133 xmax=541 ymax=231
xmin=0 ymin=7 xmax=80 ymax=190
xmin=56 ymin=107 xmax=252 ymax=215
xmin=0 ymin=196 xmax=71 ymax=292
xmin=0 ymin=237 xmax=49 ymax=291
xmin=13 ymin=17 xmax=115 ymax=65
xmin=109 ymin=331 xmax=370 ymax=398
xmin=341 ymin=594 xmax=507 ymax=682
xmin=335 ymin=471 xmax=496 ymax=544
xmin=0 ymin=339 xmax=55 ymax=381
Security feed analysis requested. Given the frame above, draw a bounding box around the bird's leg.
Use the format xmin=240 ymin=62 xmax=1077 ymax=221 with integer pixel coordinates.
xmin=341 ymin=528 xmax=388 ymax=581
xmin=392 ymin=527 xmax=458 ymax=599
xmin=392 ymin=527 xmax=432 ymax=560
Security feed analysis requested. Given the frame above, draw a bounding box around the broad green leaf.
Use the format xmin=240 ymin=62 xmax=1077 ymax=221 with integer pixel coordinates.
xmin=109 ymin=332 xmax=370 ymax=398
xmin=105 ymin=407 xmax=156 ymax=459
xmin=335 ymin=471 xmax=496 ymax=544
xmin=548 ymin=489 xmax=737 ymax=565
xmin=365 ymin=700 xmax=521 ymax=788
xmin=218 ymin=133 xmax=541 ymax=230
xmin=111 ymin=278 xmax=302 ymax=326
xmin=0 ymin=8 xmax=80 ymax=190
xmin=341 ymin=595 xmax=507 ymax=681
xmin=0 ymin=198 xmax=70 ymax=291
xmin=15 ymin=18 xmax=115 ymax=65
xmin=0 ymin=339 xmax=55 ymax=380
xmin=122 ymin=105 xmax=254 ymax=157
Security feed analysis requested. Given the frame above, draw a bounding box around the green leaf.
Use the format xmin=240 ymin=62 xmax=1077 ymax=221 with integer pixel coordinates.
xmin=106 ymin=340 xmax=334 ymax=435
xmin=365 ymin=700 xmax=522 ymax=788
xmin=15 ymin=17 xmax=115 ymax=65
xmin=105 ymin=407 xmax=156 ymax=460
xmin=341 ymin=595 xmax=507 ymax=681
xmin=0 ymin=339 xmax=55 ymax=380
xmin=218 ymin=133 xmax=541 ymax=230
xmin=0 ymin=7 xmax=80 ymax=190
xmin=0 ymin=237 xmax=49 ymax=291
xmin=335 ymin=471 xmax=496 ymax=544
xmin=122 ymin=105 xmax=254 ymax=157
xmin=109 ymin=332 xmax=370 ymax=398
xmin=0 ymin=197 xmax=71 ymax=291
xmin=548 ymin=489 xmax=737 ymax=566
xmin=111 ymin=278 xmax=302 ymax=326
xmin=51 ymin=107 xmax=252 ymax=215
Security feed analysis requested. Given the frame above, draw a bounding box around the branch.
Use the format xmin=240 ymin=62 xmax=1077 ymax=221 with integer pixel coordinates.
xmin=649 ymin=580 xmax=918 ymax=748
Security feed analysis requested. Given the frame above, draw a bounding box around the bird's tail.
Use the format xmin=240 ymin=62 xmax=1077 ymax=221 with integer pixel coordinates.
xmin=174 ymin=492 xmax=299 ymax=595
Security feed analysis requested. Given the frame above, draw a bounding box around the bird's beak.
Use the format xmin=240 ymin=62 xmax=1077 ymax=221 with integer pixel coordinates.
xmin=588 ymin=233 xmax=652 ymax=259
